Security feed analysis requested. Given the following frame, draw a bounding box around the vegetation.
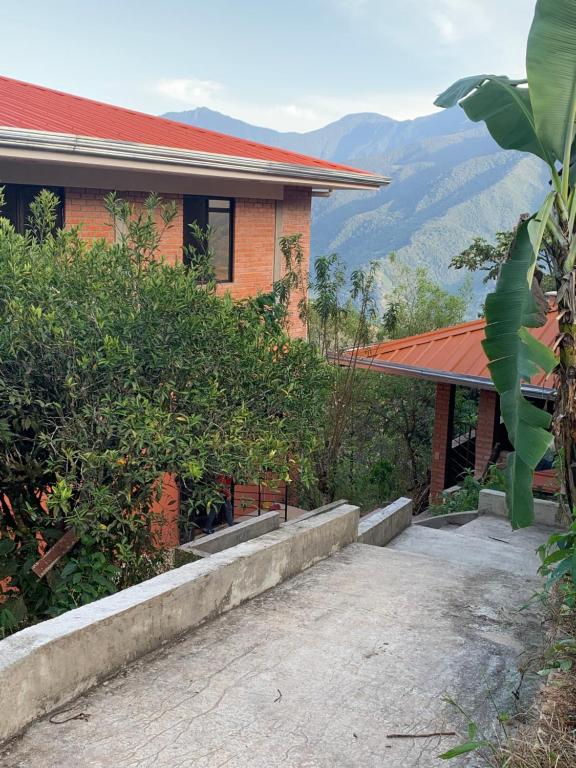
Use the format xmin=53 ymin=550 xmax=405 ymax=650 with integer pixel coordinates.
xmin=0 ymin=190 xmax=329 ymax=636
xmin=436 ymin=0 xmax=576 ymax=763
xmin=436 ymin=0 xmax=574 ymax=528
xmin=452 ymin=229 xmax=557 ymax=297
xmin=278 ymin=245 xmax=470 ymax=511
xmin=429 ymin=467 xmax=506 ymax=517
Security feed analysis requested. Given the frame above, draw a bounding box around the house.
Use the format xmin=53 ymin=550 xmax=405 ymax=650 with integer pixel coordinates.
xmin=341 ymin=308 xmax=557 ymax=504
xmin=0 ymin=75 xmax=388 ymax=545
xmin=0 ymin=75 xmax=388 ymax=337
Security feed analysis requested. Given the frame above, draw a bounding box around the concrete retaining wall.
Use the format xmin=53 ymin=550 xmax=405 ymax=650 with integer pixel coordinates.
xmin=415 ymin=511 xmax=479 ymax=529
xmin=478 ymin=489 xmax=562 ymax=527
xmin=0 ymin=503 xmax=358 ymax=744
xmin=357 ymin=497 xmax=413 ymax=546
xmin=175 ymin=511 xmax=280 ymax=564
xmin=283 ymin=499 xmax=348 ymax=525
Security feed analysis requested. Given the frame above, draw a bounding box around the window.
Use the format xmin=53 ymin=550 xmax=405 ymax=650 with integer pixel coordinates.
xmin=183 ymin=196 xmax=234 ymax=282
xmin=0 ymin=184 xmax=64 ymax=234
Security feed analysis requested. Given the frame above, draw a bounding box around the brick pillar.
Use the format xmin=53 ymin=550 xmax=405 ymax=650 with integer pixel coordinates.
xmin=151 ymin=473 xmax=180 ymax=548
xmin=474 ymin=389 xmax=499 ymax=478
xmin=429 ymin=383 xmax=456 ymax=504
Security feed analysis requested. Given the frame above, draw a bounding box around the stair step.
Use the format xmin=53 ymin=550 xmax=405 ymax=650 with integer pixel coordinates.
xmin=388 ymin=524 xmax=542 ymax=578
xmin=454 ymin=515 xmax=559 ymax=551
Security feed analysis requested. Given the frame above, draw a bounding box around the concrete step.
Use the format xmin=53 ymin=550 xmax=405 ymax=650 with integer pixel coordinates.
xmin=388 ymin=524 xmax=542 ymax=579
xmin=454 ymin=515 xmax=559 ymax=552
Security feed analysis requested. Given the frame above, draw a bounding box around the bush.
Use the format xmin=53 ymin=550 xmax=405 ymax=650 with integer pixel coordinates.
xmin=0 ymin=190 xmax=330 ymax=635
xmin=429 ymin=465 xmax=506 ymax=516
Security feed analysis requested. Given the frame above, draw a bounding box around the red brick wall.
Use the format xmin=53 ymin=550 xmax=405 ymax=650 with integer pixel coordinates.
xmin=429 ymin=383 xmax=456 ymax=504
xmin=64 ymin=187 xmax=311 ymax=328
xmin=65 ymin=188 xmax=183 ymax=264
xmin=474 ymin=390 xmax=499 ymax=477
xmin=281 ymin=187 xmax=311 ymax=338
xmin=220 ymin=198 xmax=276 ymax=300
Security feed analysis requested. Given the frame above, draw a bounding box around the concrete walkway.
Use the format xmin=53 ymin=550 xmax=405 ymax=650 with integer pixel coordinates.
xmin=1 ymin=538 xmax=544 ymax=768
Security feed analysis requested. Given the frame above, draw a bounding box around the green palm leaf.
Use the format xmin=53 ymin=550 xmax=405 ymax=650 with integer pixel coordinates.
xmin=528 ymin=0 xmax=576 ymax=164
xmin=435 ymin=76 xmax=553 ymax=165
xmin=482 ymin=214 xmax=557 ymax=528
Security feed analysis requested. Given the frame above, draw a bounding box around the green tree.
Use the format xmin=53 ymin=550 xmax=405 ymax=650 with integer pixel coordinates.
xmin=275 ymin=244 xmax=470 ymax=511
xmin=0 ymin=190 xmax=330 ymax=636
xmin=450 ymin=231 xmax=514 ymax=284
xmin=451 ymin=229 xmax=557 ymax=295
xmin=436 ymin=0 xmax=576 ymax=526
xmin=380 ymin=256 xmax=471 ymax=338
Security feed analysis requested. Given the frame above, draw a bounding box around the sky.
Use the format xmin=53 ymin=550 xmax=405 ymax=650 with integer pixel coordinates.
xmin=1 ymin=0 xmax=536 ymax=132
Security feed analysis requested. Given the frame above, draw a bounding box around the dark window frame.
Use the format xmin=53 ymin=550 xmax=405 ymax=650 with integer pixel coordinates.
xmin=183 ymin=194 xmax=234 ymax=283
xmin=0 ymin=183 xmax=65 ymax=234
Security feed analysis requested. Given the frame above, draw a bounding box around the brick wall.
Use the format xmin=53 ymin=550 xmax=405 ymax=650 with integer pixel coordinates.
xmin=65 ymin=188 xmax=183 ymax=264
xmin=281 ymin=187 xmax=311 ymax=338
xmin=429 ymin=383 xmax=456 ymax=504
xmin=474 ymin=390 xmax=499 ymax=477
xmin=221 ymin=198 xmax=276 ymax=300
xmin=65 ymin=186 xmax=311 ymax=337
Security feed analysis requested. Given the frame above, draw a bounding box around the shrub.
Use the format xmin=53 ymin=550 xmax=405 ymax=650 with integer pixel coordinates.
xmin=0 ymin=190 xmax=330 ymax=635
xmin=430 ymin=466 xmax=506 ymax=516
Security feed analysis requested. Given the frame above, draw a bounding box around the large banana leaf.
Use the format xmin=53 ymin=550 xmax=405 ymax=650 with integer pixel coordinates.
xmin=482 ymin=215 xmax=557 ymax=528
xmin=528 ymin=0 xmax=576 ymax=164
xmin=435 ymin=76 xmax=553 ymax=166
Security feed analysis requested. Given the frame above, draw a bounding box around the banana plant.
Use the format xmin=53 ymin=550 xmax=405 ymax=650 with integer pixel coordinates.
xmin=435 ymin=0 xmax=576 ymax=527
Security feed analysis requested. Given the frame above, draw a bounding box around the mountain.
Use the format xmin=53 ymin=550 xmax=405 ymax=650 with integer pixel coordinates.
xmin=163 ymin=107 xmax=548 ymax=308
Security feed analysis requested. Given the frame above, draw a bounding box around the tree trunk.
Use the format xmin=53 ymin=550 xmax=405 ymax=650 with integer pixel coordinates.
xmin=554 ymin=293 xmax=576 ymax=515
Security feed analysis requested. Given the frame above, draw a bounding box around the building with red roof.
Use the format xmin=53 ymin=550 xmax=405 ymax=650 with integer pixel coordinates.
xmin=338 ymin=308 xmax=558 ymax=504
xmin=0 ymin=75 xmax=388 ymax=335
xmin=0 ymin=75 xmax=388 ymax=546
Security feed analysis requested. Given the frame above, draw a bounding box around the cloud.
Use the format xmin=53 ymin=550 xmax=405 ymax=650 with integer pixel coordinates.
xmin=156 ymin=77 xmax=224 ymax=106
xmin=431 ymin=13 xmax=458 ymax=42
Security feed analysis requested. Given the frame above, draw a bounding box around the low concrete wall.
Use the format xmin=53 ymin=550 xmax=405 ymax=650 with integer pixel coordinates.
xmin=478 ymin=489 xmax=562 ymax=527
xmin=283 ymin=499 xmax=348 ymax=525
xmin=357 ymin=497 xmax=413 ymax=546
xmin=415 ymin=511 xmax=479 ymax=529
xmin=0 ymin=503 xmax=359 ymax=744
xmin=175 ymin=511 xmax=280 ymax=564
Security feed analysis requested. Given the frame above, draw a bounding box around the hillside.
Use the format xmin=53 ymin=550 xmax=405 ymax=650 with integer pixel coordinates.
xmin=163 ymin=107 xmax=548 ymax=306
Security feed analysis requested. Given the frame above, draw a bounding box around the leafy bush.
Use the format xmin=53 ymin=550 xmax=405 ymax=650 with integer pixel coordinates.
xmin=0 ymin=190 xmax=330 ymax=635
xmin=430 ymin=466 xmax=507 ymax=516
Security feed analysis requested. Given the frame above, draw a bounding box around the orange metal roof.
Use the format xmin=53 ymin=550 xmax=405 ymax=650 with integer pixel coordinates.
xmin=354 ymin=309 xmax=558 ymax=393
xmin=0 ymin=76 xmax=377 ymax=178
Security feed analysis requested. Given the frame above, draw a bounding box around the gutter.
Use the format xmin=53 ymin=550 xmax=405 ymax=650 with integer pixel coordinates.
xmin=0 ymin=127 xmax=390 ymax=190
xmin=329 ymin=353 xmax=556 ymax=400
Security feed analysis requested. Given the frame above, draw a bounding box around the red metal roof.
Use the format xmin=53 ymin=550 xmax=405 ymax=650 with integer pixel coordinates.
xmin=355 ymin=309 xmax=558 ymax=389
xmin=0 ymin=76 xmax=376 ymax=177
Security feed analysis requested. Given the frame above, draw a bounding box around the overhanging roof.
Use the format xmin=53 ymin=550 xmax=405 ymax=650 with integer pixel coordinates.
xmin=0 ymin=77 xmax=389 ymax=190
xmin=334 ymin=310 xmax=558 ymax=399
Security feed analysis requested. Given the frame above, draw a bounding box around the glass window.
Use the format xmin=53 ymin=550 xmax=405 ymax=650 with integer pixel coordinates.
xmin=0 ymin=184 xmax=64 ymax=234
xmin=183 ymin=196 xmax=234 ymax=282
xmin=208 ymin=210 xmax=231 ymax=281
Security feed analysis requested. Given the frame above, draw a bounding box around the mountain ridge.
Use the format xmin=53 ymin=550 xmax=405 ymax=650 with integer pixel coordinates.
xmin=163 ymin=106 xmax=548 ymax=309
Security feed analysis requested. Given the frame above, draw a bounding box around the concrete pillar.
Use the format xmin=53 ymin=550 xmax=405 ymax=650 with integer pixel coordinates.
xmin=429 ymin=383 xmax=456 ymax=504
xmin=474 ymin=389 xmax=499 ymax=478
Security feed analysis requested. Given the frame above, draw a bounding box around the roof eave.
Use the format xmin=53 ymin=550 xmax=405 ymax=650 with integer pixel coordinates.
xmin=330 ymin=354 xmax=556 ymax=400
xmin=0 ymin=127 xmax=390 ymax=190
